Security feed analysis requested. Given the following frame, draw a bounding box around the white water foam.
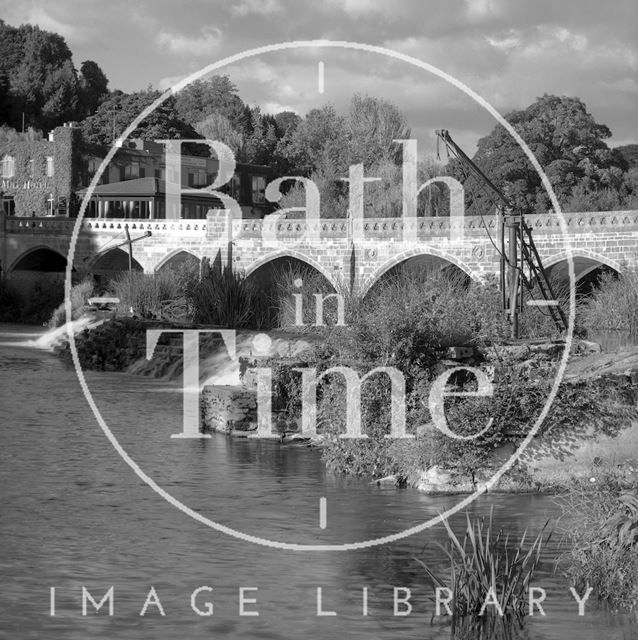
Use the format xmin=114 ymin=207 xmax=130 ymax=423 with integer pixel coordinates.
xmin=29 ymin=316 xmax=106 ymax=351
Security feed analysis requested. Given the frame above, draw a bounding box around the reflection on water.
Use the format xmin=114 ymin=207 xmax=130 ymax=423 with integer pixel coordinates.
xmin=586 ymin=329 xmax=638 ymax=352
xmin=0 ymin=323 xmax=636 ymax=639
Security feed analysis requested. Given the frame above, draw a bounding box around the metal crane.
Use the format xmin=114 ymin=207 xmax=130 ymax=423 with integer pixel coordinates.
xmin=435 ymin=129 xmax=567 ymax=338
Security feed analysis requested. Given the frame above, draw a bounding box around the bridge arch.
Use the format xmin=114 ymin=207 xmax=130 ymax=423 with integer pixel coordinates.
xmin=155 ymin=249 xmax=201 ymax=273
xmin=543 ymin=250 xmax=623 ymax=295
xmin=245 ymin=249 xmax=338 ymax=289
xmin=8 ymin=245 xmax=73 ymax=273
xmin=245 ymin=250 xmax=338 ymax=329
xmin=362 ymin=247 xmax=479 ymax=297
xmin=88 ymin=247 xmax=144 ymax=275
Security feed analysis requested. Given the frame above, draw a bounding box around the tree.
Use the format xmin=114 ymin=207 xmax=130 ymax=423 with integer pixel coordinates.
xmin=195 ymin=113 xmax=244 ymax=156
xmin=7 ymin=24 xmax=81 ymax=130
xmin=276 ymin=96 xmax=444 ymax=218
xmin=347 ymin=93 xmax=411 ymax=167
xmin=79 ymin=89 xmax=200 ymax=146
xmin=276 ymin=104 xmax=349 ymax=176
xmin=0 ymin=21 xmax=107 ymax=129
xmin=41 ymin=59 xmax=80 ymax=125
xmin=273 ymin=110 xmax=301 ymax=136
xmin=0 ymin=71 xmax=11 ymax=125
xmin=174 ymin=76 xmax=245 ymax=129
xmin=448 ymin=95 xmax=629 ymax=215
xmin=616 ymin=144 xmax=638 ymax=168
xmin=78 ymin=60 xmax=109 ymax=116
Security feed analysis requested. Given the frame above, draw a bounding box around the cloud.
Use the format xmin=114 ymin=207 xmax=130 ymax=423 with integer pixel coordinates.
xmin=1 ymin=5 xmax=91 ymax=43
xmin=231 ymin=0 xmax=282 ymax=17
xmin=156 ymin=27 xmax=222 ymax=56
xmin=324 ymin=0 xmax=394 ymax=15
xmin=4 ymin=0 xmax=635 ymax=149
xmin=464 ymin=0 xmax=505 ymax=22
xmin=486 ymin=31 xmax=521 ymax=51
xmin=157 ymin=74 xmax=186 ymax=91
xmin=262 ymin=101 xmax=298 ymax=114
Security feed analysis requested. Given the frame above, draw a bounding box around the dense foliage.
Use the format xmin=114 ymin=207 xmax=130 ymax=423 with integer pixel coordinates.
xmin=448 ymin=95 xmax=638 ymax=215
xmin=2 ymin=20 xmax=637 ymax=220
xmin=0 ymin=20 xmax=109 ymax=131
xmin=558 ymin=475 xmax=638 ymax=612
xmin=579 ymin=268 xmax=638 ymax=335
xmin=79 ymin=89 xmax=199 ymax=146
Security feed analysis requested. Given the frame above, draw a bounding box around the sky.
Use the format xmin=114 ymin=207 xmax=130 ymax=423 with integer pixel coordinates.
xmin=1 ymin=0 xmax=636 ymax=156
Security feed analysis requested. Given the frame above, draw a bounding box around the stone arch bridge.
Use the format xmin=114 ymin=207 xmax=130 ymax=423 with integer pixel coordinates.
xmin=2 ymin=210 xmax=637 ymax=296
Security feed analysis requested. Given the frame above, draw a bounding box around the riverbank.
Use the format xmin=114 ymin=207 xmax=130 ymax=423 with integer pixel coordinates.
xmin=45 ymin=316 xmax=638 ymax=496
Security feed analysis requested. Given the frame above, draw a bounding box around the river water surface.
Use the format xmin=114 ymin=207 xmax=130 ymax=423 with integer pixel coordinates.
xmin=0 ymin=323 xmax=636 ymax=639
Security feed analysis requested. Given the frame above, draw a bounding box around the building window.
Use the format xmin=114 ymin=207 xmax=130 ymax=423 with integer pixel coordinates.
xmin=188 ymin=170 xmax=208 ymax=187
xmin=124 ymin=162 xmax=140 ymax=179
xmin=28 ymin=159 xmax=35 ymax=178
xmin=251 ymin=175 xmax=266 ymax=204
xmin=2 ymin=195 xmax=15 ymax=215
xmin=1 ymin=155 xmax=15 ymax=178
xmin=46 ymin=156 xmax=54 ymax=177
xmin=154 ymin=168 xmax=165 ymax=180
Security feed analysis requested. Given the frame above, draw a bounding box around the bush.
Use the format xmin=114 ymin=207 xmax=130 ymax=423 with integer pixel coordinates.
xmin=317 ymin=271 xmax=524 ymax=479
xmin=356 ymin=270 xmax=509 ymax=368
xmin=109 ymin=268 xmax=195 ymax=321
xmin=557 ymin=477 xmax=638 ymax=611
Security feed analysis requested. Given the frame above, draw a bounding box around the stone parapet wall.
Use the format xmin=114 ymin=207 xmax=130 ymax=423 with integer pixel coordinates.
xmin=2 ymin=210 xmax=637 ymax=291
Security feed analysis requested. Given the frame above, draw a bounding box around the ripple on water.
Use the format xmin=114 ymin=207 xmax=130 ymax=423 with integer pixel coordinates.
xmin=0 ymin=334 xmax=636 ymax=640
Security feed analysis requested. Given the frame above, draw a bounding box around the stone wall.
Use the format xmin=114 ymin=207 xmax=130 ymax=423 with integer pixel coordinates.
xmin=201 ymin=385 xmax=257 ymax=434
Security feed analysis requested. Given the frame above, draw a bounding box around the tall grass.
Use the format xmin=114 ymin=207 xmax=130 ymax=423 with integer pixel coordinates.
xmin=579 ymin=269 xmax=638 ymax=336
xmin=109 ymin=269 xmax=193 ymax=321
xmin=266 ymin=262 xmax=339 ymax=328
xmin=557 ymin=476 xmax=638 ymax=611
xmin=189 ymin=265 xmax=268 ymax=328
xmin=416 ymin=510 xmax=550 ymax=637
xmin=519 ymin=272 xmax=574 ymax=339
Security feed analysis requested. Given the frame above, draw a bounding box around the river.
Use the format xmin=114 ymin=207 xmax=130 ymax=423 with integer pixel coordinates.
xmin=0 ymin=323 xmax=635 ymax=639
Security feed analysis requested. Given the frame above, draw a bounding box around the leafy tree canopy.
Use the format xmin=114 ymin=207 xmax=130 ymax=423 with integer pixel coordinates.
xmin=79 ymin=89 xmax=201 ymax=148
xmin=448 ymin=94 xmax=635 ymax=214
xmin=0 ymin=20 xmax=109 ymax=131
xmin=276 ymin=95 xmax=446 ymax=218
xmin=175 ymin=76 xmax=245 ymax=130
xmin=78 ymin=60 xmax=109 ymax=117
